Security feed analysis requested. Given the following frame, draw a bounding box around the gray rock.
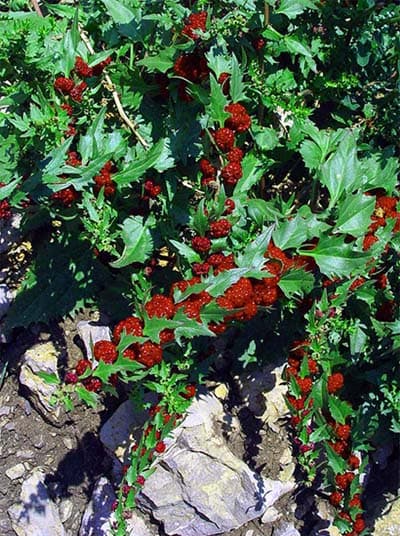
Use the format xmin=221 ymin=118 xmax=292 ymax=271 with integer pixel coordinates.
xmin=59 ymin=499 xmax=73 ymax=523
xmin=79 ymin=477 xmax=116 ymax=536
xmin=0 ymin=284 xmax=14 ymax=319
xmin=5 ymin=463 xmax=25 ymax=480
xmin=8 ymin=468 xmax=66 ymax=536
xmin=373 ymin=495 xmax=400 ymax=535
xmin=0 ymin=213 xmax=22 ymax=254
xmin=274 ymin=522 xmax=301 ymax=536
xmin=19 ymin=342 xmax=64 ymax=425
xmin=136 ymin=393 xmax=288 ymax=536
xmin=77 ymin=321 xmax=112 ymax=361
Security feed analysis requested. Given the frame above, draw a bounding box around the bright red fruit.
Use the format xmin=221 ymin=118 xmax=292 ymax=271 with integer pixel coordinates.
xmin=93 ymin=340 xmax=118 ymax=364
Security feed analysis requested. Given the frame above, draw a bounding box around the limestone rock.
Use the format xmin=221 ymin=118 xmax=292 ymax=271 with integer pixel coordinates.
xmin=19 ymin=342 xmax=64 ymax=425
xmin=373 ymin=496 xmax=400 ymax=536
xmin=5 ymin=463 xmax=25 ymax=480
xmin=8 ymin=468 xmax=66 ymax=536
xmin=79 ymin=477 xmax=154 ymax=536
xmin=0 ymin=213 xmax=22 ymax=254
xmin=79 ymin=477 xmax=116 ymax=536
xmin=77 ymin=321 xmax=112 ymax=361
xmin=274 ymin=522 xmax=301 ymax=536
xmin=136 ymin=393 xmax=288 ymax=536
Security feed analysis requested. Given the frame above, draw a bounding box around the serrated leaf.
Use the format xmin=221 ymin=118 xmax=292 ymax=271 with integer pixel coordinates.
xmin=275 ymin=0 xmax=317 ymax=19
xmin=321 ymin=133 xmax=360 ymax=208
xmin=335 ymin=193 xmax=375 ymax=235
xmin=75 ymin=386 xmax=98 ymax=408
xmin=208 ymin=74 xmax=229 ymax=127
xmin=238 ymin=339 xmax=257 ymax=368
xmin=285 ymin=36 xmax=313 ymax=58
xmin=298 ymin=235 xmax=369 ymax=277
xmin=110 ymin=216 xmax=153 ymax=268
xmin=113 ymin=140 xmax=172 ymax=185
xmin=325 ymin=443 xmax=348 ymax=474
xmin=328 ymin=396 xmax=353 ymax=425
xmin=234 ymin=154 xmax=264 ymax=195
xmin=273 ymin=213 xmax=309 ymax=250
xmin=170 ymin=240 xmax=201 ymax=264
xmin=278 ymin=268 xmax=314 ymax=298
xmin=101 ymin=0 xmax=136 ymax=23
xmin=236 ymin=226 xmax=274 ymax=269
xmin=229 ymin=54 xmax=245 ymax=102
xmin=36 ymin=372 xmax=60 ymax=385
xmin=137 ymin=47 xmax=175 ymax=73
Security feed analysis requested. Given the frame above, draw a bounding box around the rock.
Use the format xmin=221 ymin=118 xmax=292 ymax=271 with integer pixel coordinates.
xmin=0 ymin=284 xmax=13 ymax=319
xmin=0 ymin=213 xmax=22 ymax=254
xmin=79 ymin=477 xmax=155 ymax=536
xmin=19 ymin=342 xmax=65 ymax=425
xmin=8 ymin=468 xmax=66 ymax=536
xmin=214 ymin=383 xmax=229 ymax=400
xmin=59 ymin=500 xmax=73 ymax=523
xmin=5 ymin=463 xmax=25 ymax=480
xmin=373 ymin=495 xmax=400 ymax=535
xmin=100 ymin=396 xmax=157 ymax=464
xmin=235 ymin=363 xmax=289 ymax=431
xmin=136 ymin=393 xmax=289 ymax=536
xmin=77 ymin=321 xmax=112 ymax=361
xmin=79 ymin=477 xmax=115 ymax=536
xmin=274 ymin=522 xmax=301 ymax=536
xmin=261 ymin=506 xmax=281 ymax=524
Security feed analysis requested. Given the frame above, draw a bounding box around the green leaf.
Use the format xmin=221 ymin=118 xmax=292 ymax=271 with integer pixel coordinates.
xmin=36 ymin=372 xmax=60 ymax=385
xmin=325 ymin=442 xmax=348 ymax=474
xmin=278 ymin=269 xmax=314 ymax=298
xmin=238 ymin=340 xmax=258 ymax=368
xmin=247 ymin=199 xmax=281 ymax=226
xmin=234 ymin=154 xmax=264 ymax=194
xmin=110 ymin=216 xmax=153 ymax=268
xmin=236 ymin=226 xmax=274 ymax=270
xmin=137 ymin=47 xmax=175 ymax=73
xmin=208 ymin=75 xmax=229 ymax=127
xmin=320 ymin=133 xmax=360 ymax=208
xmin=298 ymin=235 xmax=369 ymax=277
xmin=328 ymin=396 xmax=353 ymax=425
xmin=273 ymin=213 xmax=309 ymax=250
xmin=285 ymin=36 xmax=313 ymax=58
xmin=229 ymin=54 xmax=245 ymax=102
xmin=101 ymin=0 xmax=136 ymax=23
xmin=75 ymin=386 xmax=98 ymax=408
xmin=253 ymin=126 xmax=279 ymax=152
xmin=335 ymin=193 xmax=375 ymax=235
xmin=170 ymin=240 xmax=201 ymax=265
xmin=113 ymin=140 xmax=172 ymax=185
xmin=275 ymin=0 xmax=317 ymax=19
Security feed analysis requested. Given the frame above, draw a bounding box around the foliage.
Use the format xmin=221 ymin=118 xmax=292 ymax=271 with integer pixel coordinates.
xmin=1 ymin=1 xmax=400 ymax=535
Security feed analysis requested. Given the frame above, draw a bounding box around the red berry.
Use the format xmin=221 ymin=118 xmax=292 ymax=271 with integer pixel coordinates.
xmin=213 ymin=128 xmax=235 ymax=152
xmin=113 ymin=317 xmax=143 ymax=343
xmin=83 ymin=377 xmax=102 ymax=392
xmin=54 ymin=76 xmax=74 ymax=94
xmin=60 ymin=103 xmax=73 ymax=116
xmin=253 ymin=37 xmax=266 ymax=51
xmin=297 ymin=377 xmax=313 ymax=394
xmin=182 ymin=11 xmax=207 ymax=40
xmin=155 ymin=441 xmax=166 ymax=453
xmin=182 ymin=384 xmax=196 ymax=399
xmin=192 ymin=262 xmax=211 ymax=276
xmin=145 ymin=294 xmax=175 ymax=319
xmin=349 ymin=494 xmax=362 ymax=509
xmin=328 ymin=372 xmax=344 ymax=394
xmin=74 ymin=56 xmax=93 ymax=78
xmin=329 ymin=491 xmax=343 ymax=506
xmin=218 ymin=72 xmax=230 ymax=95
xmin=137 ymin=341 xmax=163 ymax=368
xmin=51 ymin=187 xmax=79 ymax=207
xmin=348 ymin=454 xmax=360 ymax=469
xmin=192 ymin=235 xmax=212 ymax=253
xmin=209 ymin=219 xmax=232 ymax=238
xmin=227 ymin=147 xmax=244 ymax=163
xmin=64 ymin=372 xmax=78 ymax=384
xmin=336 ymin=424 xmax=351 ymax=441
xmin=221 ymin=162 xmax=242 ymax=186
xmin=136 ymin=475 xmax=145 ymax=486
xmin=224 ymin=199 xmax=235 ymax=214
xmin=93 ymin=340 xmax=118 ymax=364
xmin=199 ymin=158 xmax=216 ymax=178
xmin=335 ymin=472 xmax=355 ymax=490
xmin=353 ymin=516 xmax=366 ymax=533
xmin=70 ymin=81 xmax=88 ymax=103
xmin=75 ymin=359 xmax=91 ymax=376
xmin=92 ymin=56 xmax=112 ymax=76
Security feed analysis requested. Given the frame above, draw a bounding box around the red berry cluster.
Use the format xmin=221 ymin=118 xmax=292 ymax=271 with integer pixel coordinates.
xmin=173 ymin=52 xmax=209 ymax=101
xmin=93 ymin=160 xmax=116 ymax=198
xmin=143 ymin=179 xmax=161 ymax=199
xmin=54 ymin=55 xmax=111 ymax=137
xmin=50 ymin=151 xmax=81 ymax=207
xmin=363 ymin=193 xmax=400 ymax=251
xmin=0 ymin=182 xmax=12 ymax=220
xmin=182 ymin=11 xmax=207 ymax=40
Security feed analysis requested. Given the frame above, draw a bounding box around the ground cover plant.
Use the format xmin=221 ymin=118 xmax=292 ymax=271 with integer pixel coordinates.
xmin=1 ymin=0 xmax=400 ymax=534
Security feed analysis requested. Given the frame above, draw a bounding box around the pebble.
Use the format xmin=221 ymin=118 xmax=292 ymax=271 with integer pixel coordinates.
xmin=16 ymin=449 xmax=34 ymax=459
xmin=59 ymin=499 xmax=74 ymax=523
xmin=4 ymin=422 xmax=16 ymax=431
xmin=0 ymin=405 xmax=11 ymax=417
xmin=33 ymin=435 xmax=45 ymax=449
xmin=63 ymin=437 xmax=74 ymax=450
xmin=5 ymin=462 xmax=25 ymax=480
xmin=24 ymin=399 xmax=32 ymax=415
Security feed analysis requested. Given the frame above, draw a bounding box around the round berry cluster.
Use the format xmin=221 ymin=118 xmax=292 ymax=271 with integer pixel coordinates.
xmin=181 ymin=11 xmax=207 ymax=40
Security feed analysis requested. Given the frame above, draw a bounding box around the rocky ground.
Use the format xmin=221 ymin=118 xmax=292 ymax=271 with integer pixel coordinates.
xmin=1 ymin=216 xmax=399 ymax=536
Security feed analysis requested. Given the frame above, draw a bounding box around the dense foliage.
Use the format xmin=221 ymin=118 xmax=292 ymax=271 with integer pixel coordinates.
xmin=1 ymin=1 xmax=400 ymax=535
